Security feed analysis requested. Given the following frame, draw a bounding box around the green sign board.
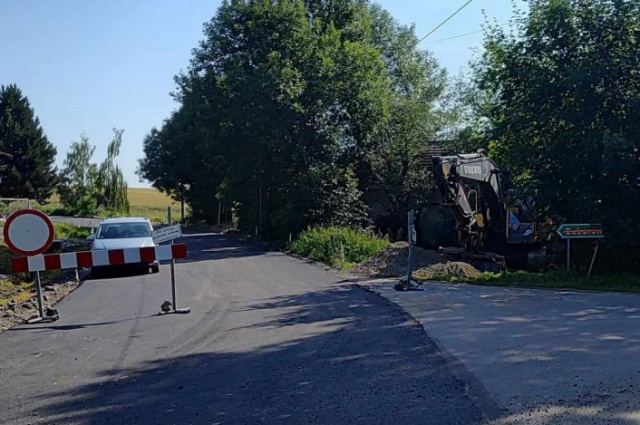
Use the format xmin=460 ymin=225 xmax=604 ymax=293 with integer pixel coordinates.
xmin=556 ymin=223 xmax=604 ymax=239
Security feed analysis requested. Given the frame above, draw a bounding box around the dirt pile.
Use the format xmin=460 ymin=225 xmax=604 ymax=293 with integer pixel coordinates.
xmin=353 ymin=241 xmax=483 ymax=281
xmin=413 ymin=262 xmax=482 ymax=281
xmin=353 ymin=242 xmax=445 ymax=277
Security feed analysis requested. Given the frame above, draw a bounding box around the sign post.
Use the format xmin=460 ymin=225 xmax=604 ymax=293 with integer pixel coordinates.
xmin=407 ymin=209 xmax=415 ymax=284
xmin=395 ymin=210 xmax=421 ymax=291
xmin=566 ymin=239 xmax=571 ymax=272
xmin=587 ymin=242 xmax=600 ymax=278
xmin=556 ymin=224 xmax=604 ymax=274
xmin=3 ymin=209 xmax=58 ymax=323
xmin=160 ymin=206 xmax=190 ymax=315
xmin=216 ymin=192 xmax=223 ymax=226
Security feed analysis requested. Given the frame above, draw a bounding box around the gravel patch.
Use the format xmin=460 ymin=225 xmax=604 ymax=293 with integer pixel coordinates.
xmin=0 ymin=270 xmax=83 ymax=332
xmin=414 ymin=261 xmax=482 ymax=281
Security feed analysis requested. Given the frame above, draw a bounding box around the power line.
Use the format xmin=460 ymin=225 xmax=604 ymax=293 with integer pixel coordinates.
xmin=426 ymin=29 xmax=484 ymax=44
xmin=425 ymin=23 xmax=510 ymax=45
xmin=413 ymin=0 xmax=475 ymax=48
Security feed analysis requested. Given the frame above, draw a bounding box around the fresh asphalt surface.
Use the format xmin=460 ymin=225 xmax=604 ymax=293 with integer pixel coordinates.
xmin=0 ymin=234 xmax=486 ymax=424
xmin=373 ymin=281 xmax=640 ymax=424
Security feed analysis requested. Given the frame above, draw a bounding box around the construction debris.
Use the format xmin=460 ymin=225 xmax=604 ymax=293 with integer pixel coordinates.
xmin=352 ymin=242 xmax=444 ymax=277
xmin=353 ymin=241 xmax=482 ymax=282
xmin=413 ymin=262 xmax=482 ymax=281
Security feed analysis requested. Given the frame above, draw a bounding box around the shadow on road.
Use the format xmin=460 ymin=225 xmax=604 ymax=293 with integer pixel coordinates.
xmin=33 ymin=285 xmax=487 ymax=425
xmin=7 ymin=313 xmax=160 ymax=332
xmin=85 ymin=267 xmax=151 ymax=281
xmin=173 ymin=233 xmax=267 ymax=265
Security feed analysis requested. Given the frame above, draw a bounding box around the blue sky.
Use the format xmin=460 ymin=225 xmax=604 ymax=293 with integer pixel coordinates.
xmin=0 ymin=0 xmax=525 ymax=188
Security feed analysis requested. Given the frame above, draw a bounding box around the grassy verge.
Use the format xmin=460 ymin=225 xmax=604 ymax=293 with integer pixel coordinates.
xmin=128 ymin=204 xmax=183 ymax=224
xmin=0 ymin=241 xmax=32 ymax=306
xmin=414 ymin=268 xmax=640 ymax=293
xmin=0 ymin=280 xmax=33 ymax=307
xmin=0 ymin=243 xmax=13 ymax=275
xmin=53 ymin=222 xmax=92 ymax=239
xmin=290 ymin=226 xmax=389 ymax=269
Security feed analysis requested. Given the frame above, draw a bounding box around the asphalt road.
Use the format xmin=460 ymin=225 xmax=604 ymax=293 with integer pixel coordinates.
xmin=0 ymin=234 xmax=486 ymax=424
xmin=372 ymin=281 xmax=640 ymax=425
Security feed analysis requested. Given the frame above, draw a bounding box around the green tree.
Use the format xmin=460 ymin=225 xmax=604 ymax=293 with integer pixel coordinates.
xmin=475 ymin=0 xmax=640 ymax=268
xmin=58 ymin=130 xmax=130 ymax=216
xmin=358 ymin=5 xmax=447 ymax=233
xmin=138 ymin=103 xmax=224 ymax=222
xmin=97 ymin=129 xmax=129 ymax=213
xmin=0 ymin=84 xmax=58 ymax=203
xmin=142 ymin=0 xmax=390 ymax=237
xmin=57 ymin=135 xmax=100 ymax=216
xmin=140 ymin=0 xmax=452 ymax=240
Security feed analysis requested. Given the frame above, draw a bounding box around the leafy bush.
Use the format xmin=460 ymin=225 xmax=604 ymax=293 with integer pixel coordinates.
xmin=53 ymin=222 xmax=91 ymax=239
xmin=290 ymin=227 xmax=389 ymax=268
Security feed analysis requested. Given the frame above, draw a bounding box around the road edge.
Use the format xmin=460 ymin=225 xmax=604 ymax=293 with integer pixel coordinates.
xmin=357 ymin=281 xmax=506 ymax=423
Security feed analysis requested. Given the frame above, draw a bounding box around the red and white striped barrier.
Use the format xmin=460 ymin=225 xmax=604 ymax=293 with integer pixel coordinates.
xmin=11 ymin=244 xmax=188 ymax=273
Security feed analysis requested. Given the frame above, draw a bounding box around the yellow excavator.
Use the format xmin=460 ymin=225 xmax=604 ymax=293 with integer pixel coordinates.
xmin=432 ymin=150 xmax=544 ymax=270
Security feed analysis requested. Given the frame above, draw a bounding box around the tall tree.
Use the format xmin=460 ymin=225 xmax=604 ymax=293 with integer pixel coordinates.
xmin=0 ymin=84 xmax=58 ymax=202
xmin=140 ymin=0 xmax=451 ymax=239
xmin=58 ymin=130 xmax=129 ymax=216
xmin=359 ymin=5 xmax=447 ymax=232
xmin=57 ymin=135 xmax=100 ymax=216
xmin=475 ymin=0 xmax=640 ymax=267
xmin=142 ymin=0 xmax=390 ymax=237
xmin=97 ymin=129 xmax=129 ymax=213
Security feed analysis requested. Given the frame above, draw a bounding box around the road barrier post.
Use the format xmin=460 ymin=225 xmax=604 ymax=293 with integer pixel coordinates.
xmin=395 ymin=209 xmax=422 ymax=291
xmin=407 ymin=209 xmax=415 ymax=284
xmin=161 ymin=206 xmax=191 ymax=315
xmin=34 ymin=270 xmax=44 ymax=318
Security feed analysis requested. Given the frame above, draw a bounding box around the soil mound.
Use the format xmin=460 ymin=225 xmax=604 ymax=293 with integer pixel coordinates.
xmin=414 ymin=262 xmax=482 ymax=281
xmin=353 ymin=242 xmax=445 ymax=277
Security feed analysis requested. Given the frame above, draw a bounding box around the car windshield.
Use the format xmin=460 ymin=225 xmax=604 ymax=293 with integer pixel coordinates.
xmin=96 ymin=222 xmax=152 ymax=239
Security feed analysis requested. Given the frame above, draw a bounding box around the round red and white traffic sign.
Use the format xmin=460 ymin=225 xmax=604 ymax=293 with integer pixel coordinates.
xmin=3 ymin=209 xmax=55 ymax=256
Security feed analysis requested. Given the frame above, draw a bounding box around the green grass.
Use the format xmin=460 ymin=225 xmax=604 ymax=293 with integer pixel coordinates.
xmin=53 ymin=222 xmax=92 ymax=239
xmin=103 ymin=188 xmax=184 ymax=224
xmin=290 ymin=226 xmax=389 ymax=269
xmin=415 ymin=268 xmax=640 ymax=293
xmin=128 ymin=204 xmax=183 ymax=225
xmin=128 ymin=187 xmax=176 ymax=207
xmin=0 ymin=243 xmax=13 ymax=275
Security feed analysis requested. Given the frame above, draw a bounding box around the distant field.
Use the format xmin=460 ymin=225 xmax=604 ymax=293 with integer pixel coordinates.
xmin=128 ymin=187 xmax=183 ymax=223
xmin=40 ymin=187 xmax=184 ymax=224
xmin=128 ymin=187 xmax=176 ymax=208
xmin=48 ymin=187 xmax=175 ymax=207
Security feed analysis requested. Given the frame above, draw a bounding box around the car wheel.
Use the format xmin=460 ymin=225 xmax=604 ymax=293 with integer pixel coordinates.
xmin=151 ymin=264 xmax=160 ymax=274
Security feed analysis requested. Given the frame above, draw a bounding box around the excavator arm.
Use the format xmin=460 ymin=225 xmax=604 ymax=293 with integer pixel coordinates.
xmin=432 ymin=150 xmax=507 ymax=253
xmin=432 ymin=150 xmax=543 ymax=270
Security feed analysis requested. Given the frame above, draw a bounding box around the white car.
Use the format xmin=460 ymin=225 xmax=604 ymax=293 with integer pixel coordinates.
xmin=88 ymin=217 xmax=160 ymax=276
